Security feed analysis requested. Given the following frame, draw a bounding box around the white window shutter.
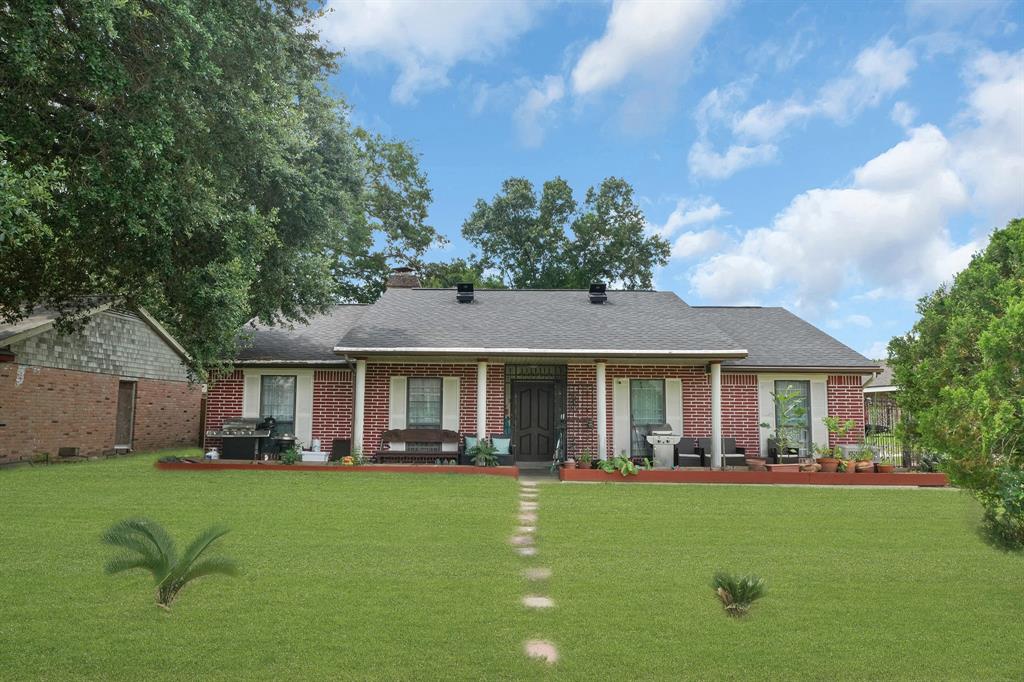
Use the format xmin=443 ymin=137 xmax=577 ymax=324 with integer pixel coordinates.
xmin=389 ymin=376 xmax=407 ymax=429
xmin=242 ymin=372 xmax=260 ymax=418
xmin=665 ymin=378 xmax=683 ymax=435
xmin=612 ymin=378 xmax=630 ymax=458
xmin=757 ymin=377 xmax=774 ymax=454
xmin=442 ymin=377 xmax=460 ymax=431
xmin=295 ymin=373 xmax=314 ymax=447
xmin=810 ymin=379 xmax=828 ymax=446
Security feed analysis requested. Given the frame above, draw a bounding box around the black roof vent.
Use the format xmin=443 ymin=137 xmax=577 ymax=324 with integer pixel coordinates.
xmin=456 ymin=282 xmax=474 ymax=303
xmin=588 ymin=282 xmax=607 ymax=304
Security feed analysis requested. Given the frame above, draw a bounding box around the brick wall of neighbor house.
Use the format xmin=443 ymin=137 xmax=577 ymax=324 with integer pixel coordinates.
xmin=566 ymin=364 xmax=598 ymax=458
xmin=312 ymin=369 xmax=353 ymax=446
xmin=723 ymin=373 xmax=760 ymax=456
xmin=604 ymin=365 xmax=712 ymax=454
xmin=0 ymin=364 xmax=198 ymax=461
xmin=362 ymin=362 xmax=505 ymax=454
xmin=202 ymin=370 xmax=244 ymax=451
xmin=827 ymin=375 xmax=867 ymax=447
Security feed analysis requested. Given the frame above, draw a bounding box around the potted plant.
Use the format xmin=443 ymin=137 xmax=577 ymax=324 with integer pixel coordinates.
xmin=854 ymin=446 xmax=875 ymax=472
xmin=578 ymin=451 xmax=593 ymax=470
xmin=813 ymin=442 xmax=839 ymax=472
xmin=563 ymin=455 xmax=576 ymax=469
xmin=468 ymin=439 xmax=498 ymax=467
xmin=876 ymin=463 xmax=896 ymax=473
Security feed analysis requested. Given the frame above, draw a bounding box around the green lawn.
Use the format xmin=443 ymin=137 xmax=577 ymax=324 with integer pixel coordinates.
xmin=1 ymin=453 xmax=1021 ymax=680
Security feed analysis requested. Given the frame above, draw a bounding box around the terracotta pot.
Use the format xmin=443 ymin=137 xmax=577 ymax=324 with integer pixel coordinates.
xmin=876 ymin=464 xmax=895 ymax=473
xmin=844 ymin=462 xmax=858 ymax=474
xmin=855 ymin=460 xmax=874 ymax=472
xmin=745 ymin=457 xmax=767 ymax=471
xmin=816 ymin=457 xmax=839 ymax=473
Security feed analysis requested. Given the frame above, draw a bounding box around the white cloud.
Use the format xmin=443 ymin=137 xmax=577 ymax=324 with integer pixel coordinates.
xmin=317 ymin=1 xmax=537 ymax=104
xmin=513 ymin=76 xmax=565 ymax=148
xmin=570 ymin=0 xmax=729 ymax=96
xmin=862 ymin=340 xmax=890 ymax=360
xmin=829 ymin=314 xmax=874 ymax=329
xmin=653 ymin=197 xmax=727 ymax=237
xmin=890 ymin=101 xmax=917 ymax=128
xmin=690 ymin=38 xmax=917 ymax=179
xmin=688 ymin=140 xmax=778 ymax=180
xmin=671 ymin=229 xmax=727 ymax=259
xmin=690 ymin=124 xmax=976 ymax=308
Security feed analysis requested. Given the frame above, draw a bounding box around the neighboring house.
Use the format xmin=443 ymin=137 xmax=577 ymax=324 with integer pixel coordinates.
xmin=205 ymin=269 xmax=878 ymax=466
xmin=0 ymin=301 xmax=201 ymax=462
xmin=863 ymin=362 xmax=900 ymax=433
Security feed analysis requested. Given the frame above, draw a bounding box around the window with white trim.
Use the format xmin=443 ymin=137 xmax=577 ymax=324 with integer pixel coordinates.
xmin=630 ymin=379 xmax=665 ymax=458
xmin=260 ymin=375 xmax=296 ymax=435
xmin=407 ymin=377 xmax=442 ymax=429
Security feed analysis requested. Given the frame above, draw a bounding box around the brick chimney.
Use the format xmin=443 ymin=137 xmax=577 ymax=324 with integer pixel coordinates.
xmin=386 ymin=266 xmax=421 ymax=288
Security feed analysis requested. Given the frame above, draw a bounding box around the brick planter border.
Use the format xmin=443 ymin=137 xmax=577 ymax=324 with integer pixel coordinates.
xmin=156 ymin=460 xmax=519 ymax=478
xmin=559 ymin=467 xmax=948 ymax=487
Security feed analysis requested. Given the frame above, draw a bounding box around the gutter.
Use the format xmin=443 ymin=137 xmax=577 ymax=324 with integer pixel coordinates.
xmin=331 ymin=346 xmax=749 ymax=359
xmin=721 ymin=364 xmax=882 ymax=374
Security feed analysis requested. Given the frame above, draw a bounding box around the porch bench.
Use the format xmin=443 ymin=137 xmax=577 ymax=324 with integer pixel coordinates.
xmin=376 ymin=428 xmax=462 ymax=464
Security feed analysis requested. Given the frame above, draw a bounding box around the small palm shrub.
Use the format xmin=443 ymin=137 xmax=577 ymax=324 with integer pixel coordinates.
xmin=102 ymin=518 xmax=238 ymax=609
xmin=712 ymin=571 xmax=766 ymax=617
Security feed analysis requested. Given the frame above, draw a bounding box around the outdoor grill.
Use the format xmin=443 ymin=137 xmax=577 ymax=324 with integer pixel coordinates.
xmin=645 ymin=424 xmax=682 ymax=469
xmin=205 ymin=417 xmax=273 ymax=460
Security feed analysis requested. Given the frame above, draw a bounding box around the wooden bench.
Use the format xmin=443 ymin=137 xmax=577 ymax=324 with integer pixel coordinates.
xmin=376 ymin=429 xmax=462 ymax=464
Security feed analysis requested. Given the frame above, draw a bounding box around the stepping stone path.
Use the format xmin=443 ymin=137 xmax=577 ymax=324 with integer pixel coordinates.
xmin=522 ymin=595 xmax=554 ymax=609
xmin=515 ymin=478 xmax=558 ymax=665
xmin=524 ymin=640 xmax=558 ymax=664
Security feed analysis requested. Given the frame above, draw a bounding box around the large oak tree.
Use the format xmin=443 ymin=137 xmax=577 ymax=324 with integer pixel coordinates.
xmin=0 ymin=1 xmax=439 ymax=376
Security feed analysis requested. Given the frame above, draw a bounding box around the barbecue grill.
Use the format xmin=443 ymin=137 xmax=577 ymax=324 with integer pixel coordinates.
xmin=205 ymin=417 xmax=273 ymax=460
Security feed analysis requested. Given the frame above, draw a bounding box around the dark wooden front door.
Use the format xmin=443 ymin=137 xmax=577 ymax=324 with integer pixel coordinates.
xmin=513 ymin=382 xmax=555 ymax=462
xmin=115 ymin=381 xmax=136 ymax=448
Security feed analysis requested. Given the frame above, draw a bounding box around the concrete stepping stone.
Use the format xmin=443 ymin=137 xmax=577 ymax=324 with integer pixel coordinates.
xmin=518 ymin=513 xmax=537 ymax=523
xmin=519 ymin=491 xmax=539 ymax=498
xmin=522 ymin=595 xmax=554 ymax=609
xmin=520 ymin=502 xmax=538 ymax=511
xmin=523 ymin=640 xmax=558 ymax=664
xmin=516 ymin=546 xmax=537 ymax=557
xmin=509 ymin=535 xmax=533 ymax=546
xmin=523 ymin=567 xmax=552 ymax=581
xmin=517 ymin=525 xmax=536 ymax=534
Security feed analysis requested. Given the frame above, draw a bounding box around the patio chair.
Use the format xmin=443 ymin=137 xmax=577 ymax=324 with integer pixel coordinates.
xmin=696 ymin=438 xmax=747 ymax=467
xmin=674 ymin=439 xmax=702 ymax=467
xmin=490 ymin=435 xmax=512 ymax=466
xmin=459 ymin=435 xmax=478 ymax=465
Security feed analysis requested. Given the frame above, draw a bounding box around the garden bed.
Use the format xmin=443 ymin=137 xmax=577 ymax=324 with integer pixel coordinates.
xmin=155 ymin=460 xmax=519 ymax=478
xmin=559 ymin=467 xmax=948 ymax=487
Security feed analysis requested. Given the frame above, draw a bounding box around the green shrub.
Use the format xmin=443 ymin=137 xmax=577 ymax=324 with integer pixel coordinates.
xmin=598 ymin=453 xmax=638 ymax=476
xmin=279 ymin=445 xmax=300 ymax=465
xmin=977 ymin=466 xmax=1024 ymax=551
xmin=468 ymin=439 xmax=498 ymax=467
xmin=712 ymin=572 xmax=767 ymax=617
xmin=102 ymin=518 xmax=238 ymax=609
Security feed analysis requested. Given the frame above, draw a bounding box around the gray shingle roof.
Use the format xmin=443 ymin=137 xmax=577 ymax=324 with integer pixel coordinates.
xmin=237 ymin=305 xmax=367 ymax=363
xmin=691 ymin=306 xmax=878 ymax=370
xmin=864 ymin=362 xmax=894 ymax=388
xmin=333 ymin=288 xmax=746 ymax=356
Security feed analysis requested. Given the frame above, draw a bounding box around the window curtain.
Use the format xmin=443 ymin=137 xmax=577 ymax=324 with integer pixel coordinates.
xmin=408 ymin=377 xmax=442 ymax=429
xmin=630 ymin=379 xmax=665 ymax=457
xmin=260 ymin=375 xmax=296 ymax=435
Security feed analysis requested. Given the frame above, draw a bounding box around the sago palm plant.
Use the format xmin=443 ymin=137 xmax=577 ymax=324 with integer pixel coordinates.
xmin=102 ymin=518 xmax=238 ymax=609
xmin=712 ymin=571 xmax=767 ymax=617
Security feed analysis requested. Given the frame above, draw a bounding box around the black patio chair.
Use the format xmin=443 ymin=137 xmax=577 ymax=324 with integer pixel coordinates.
xmin=674 ymin=439 xmax=702 ymax=467
xmin=696 ymin=438 xmax=747 ymax=467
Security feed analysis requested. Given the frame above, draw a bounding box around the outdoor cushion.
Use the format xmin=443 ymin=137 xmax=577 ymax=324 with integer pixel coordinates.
xmin=491 ymin=437 xmax=510 ymax=455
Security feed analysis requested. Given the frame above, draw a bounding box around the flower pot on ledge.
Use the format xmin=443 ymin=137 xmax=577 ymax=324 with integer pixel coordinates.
xmin=816 ymin=457 xmax=839 ymax=473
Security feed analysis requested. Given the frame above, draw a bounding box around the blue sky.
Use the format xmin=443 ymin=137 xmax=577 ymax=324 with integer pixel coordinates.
xmin=317 ymin=0 xmax=1024 ymax=359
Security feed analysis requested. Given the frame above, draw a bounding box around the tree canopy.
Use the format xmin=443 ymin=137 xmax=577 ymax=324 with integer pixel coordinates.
xmin=0 ymin=1 xmax=439 ymax=376
xmin=456 ymin=176 xmax=670 ymax=290
xmin=889 ymin=218 xmax=1023 ymax=547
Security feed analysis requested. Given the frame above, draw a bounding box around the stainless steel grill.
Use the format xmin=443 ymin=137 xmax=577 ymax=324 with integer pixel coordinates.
xmin=205 ymin=418 xmax=271 ymax=439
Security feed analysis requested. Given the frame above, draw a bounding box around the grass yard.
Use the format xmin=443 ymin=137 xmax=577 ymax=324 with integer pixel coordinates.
xmin=2 ymin=452 xmax=1021 ymax=680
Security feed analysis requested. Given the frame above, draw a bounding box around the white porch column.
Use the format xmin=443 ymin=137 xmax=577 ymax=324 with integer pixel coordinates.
xmin=476 ymin=360 xmax=487 ymax=439
xmin=710 ymin=361 xmax=723 ymax=468
xmin=352 ymin=359 xmax=367 ymax=453
xmin=595 ymin=361 xmax=607 ymax=459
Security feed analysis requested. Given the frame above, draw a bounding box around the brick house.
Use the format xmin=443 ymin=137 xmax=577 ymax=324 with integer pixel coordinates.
xmin=205 ymin=271 xmax=878 ymax=466
xmin=0 ymin=302 xmax=200 ymax=462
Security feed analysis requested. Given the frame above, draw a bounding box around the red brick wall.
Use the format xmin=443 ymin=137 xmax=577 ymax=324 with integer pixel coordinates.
xmin=132 ymin=379 xmax=201 ymax=452
xmin=0 ymin=364 xmax=199 ymax=461
xmin=312 ymin=370 xmax=353 ymax=446
xmin=566 ymin=364 xmax=598 ymax=457
xmin=722 ymin=373 xmax=760 ymax=456
xmin=362 ymin=362 xmax=505 ymax=454
xmin=827 ymin=375 xmax=866 ymax=447
xmin=605 ymin=365 xmax=712 ymax=451
xmin=203 ymin=370 xmax=243 ymax=451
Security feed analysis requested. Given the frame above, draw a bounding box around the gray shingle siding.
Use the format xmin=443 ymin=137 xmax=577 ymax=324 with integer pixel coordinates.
xmin=7 ymin=309 xmax=190 ymax=382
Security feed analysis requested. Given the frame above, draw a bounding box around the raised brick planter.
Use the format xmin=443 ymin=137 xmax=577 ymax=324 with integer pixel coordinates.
xmin=155 ymin=460 xmax=519 ymax=478
xmin=559 ymin=467 xmax=948 ymax=487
